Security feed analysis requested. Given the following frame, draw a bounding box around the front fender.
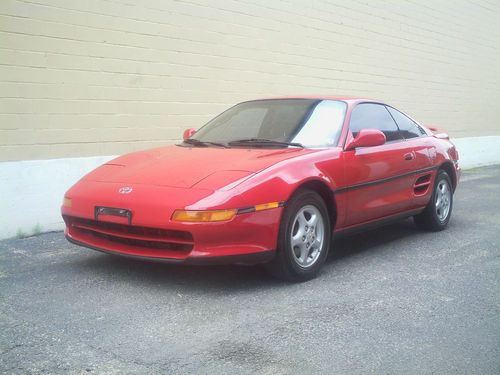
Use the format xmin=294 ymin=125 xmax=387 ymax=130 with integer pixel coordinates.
xmin=230 ymin=148 xmax=343 ymax=209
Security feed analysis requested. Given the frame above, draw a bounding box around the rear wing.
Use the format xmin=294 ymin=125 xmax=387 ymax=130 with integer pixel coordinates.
xmin=427 ymin=126 xmax=450 ymax=140
xmin=427 ymin=125 xmax=459 ymax=162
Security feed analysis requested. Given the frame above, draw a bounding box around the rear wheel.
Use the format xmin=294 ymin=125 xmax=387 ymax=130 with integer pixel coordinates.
xmin=414 ymin=169 xmax=453 ymax=231
xmin=266 ymin=189 xmax=331 ymax=282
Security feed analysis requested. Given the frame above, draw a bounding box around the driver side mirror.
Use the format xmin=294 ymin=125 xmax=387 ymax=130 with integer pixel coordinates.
xmin=345 ymin=129 xmax=386 ymax=151
xmin=183 ymin=128 xmax=197 ymax=141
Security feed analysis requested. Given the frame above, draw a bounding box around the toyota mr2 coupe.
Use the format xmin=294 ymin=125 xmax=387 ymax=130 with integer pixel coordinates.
xmin=62 ymin=97 xmax=460 ymax=281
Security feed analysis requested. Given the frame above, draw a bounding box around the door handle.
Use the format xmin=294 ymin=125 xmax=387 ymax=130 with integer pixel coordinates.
xmin=404 ymin=152 xmax=415 ymax=161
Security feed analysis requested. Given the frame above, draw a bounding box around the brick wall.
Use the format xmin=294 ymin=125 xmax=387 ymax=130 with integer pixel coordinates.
xmin=1 ymin=0 xmax=499 ymax=161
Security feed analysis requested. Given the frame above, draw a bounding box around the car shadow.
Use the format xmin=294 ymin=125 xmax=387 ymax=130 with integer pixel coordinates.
xmin=326 ymin=218 xmax=420 ymax=263
xmin=70 ymin=218 xmax=421 ymax=291
xmin=72 ymin=250 xmax=279 ymax=292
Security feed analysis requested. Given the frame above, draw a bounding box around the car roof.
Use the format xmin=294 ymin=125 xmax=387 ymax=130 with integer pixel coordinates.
xmin=256 ymin=95 xmax=379 ymax=103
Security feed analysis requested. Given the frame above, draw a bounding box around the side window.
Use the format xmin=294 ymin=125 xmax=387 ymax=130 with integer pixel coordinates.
xmin=386 ymin=107 xmax=426 ymax=139
xmin=349 ymin=103 xmax=403 ymax=142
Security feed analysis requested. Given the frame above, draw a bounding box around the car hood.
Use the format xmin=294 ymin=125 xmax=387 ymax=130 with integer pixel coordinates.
xmin=84 ymin=145 xmax=315 ymax=190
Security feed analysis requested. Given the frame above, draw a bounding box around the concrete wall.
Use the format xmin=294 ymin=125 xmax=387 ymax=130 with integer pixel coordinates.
xmin=1 ymin=0 xmax=499 ymax=239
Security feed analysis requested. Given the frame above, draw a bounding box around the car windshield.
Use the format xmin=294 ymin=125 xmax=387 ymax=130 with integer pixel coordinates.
xmin=188 ymin=99 xmax=347 ymax=148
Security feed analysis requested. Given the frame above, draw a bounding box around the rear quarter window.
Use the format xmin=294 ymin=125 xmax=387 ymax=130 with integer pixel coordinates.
xmin=386 ymin=107 xmax=426 ymax=139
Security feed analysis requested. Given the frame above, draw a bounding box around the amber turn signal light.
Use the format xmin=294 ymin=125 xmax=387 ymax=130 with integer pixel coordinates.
xmin=172 ymin=209 xmax=237 ymax=222
xmin=62 ymin=197 xmax=72 ymax=208
xmin=254 ymin=202 xmax=280 ymax=211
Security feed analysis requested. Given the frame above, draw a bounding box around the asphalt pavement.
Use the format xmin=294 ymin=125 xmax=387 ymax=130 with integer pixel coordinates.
xmin=1 ymin=165 xmax=499 ymax=374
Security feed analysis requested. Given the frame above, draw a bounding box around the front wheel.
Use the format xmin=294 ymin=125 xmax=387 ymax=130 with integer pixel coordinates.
xmin=266 ymin=190 xmax=331 ymax=282
xmin=414 ymin=169 xmax=453 ymax=231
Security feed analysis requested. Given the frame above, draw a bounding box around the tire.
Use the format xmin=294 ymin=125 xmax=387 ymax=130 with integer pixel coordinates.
xmin=414 ymin=169 xmax=453 ymax=231
xmin=266 ymin=189 xmax=331 ymax=282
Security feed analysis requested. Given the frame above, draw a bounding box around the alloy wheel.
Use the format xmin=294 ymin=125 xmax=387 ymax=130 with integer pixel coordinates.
xmin=435 ymin=179 xmax=451 ymax=222
xmin=290 ymin=205 xmax=325 ymax=268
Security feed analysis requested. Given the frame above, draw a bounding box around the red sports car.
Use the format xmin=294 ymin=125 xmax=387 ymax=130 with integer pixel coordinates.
xmin=62 ymin=97 xmax=460 ymax=281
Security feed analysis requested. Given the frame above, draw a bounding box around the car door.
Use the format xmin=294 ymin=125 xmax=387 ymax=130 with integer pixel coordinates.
xmin=341 ymin=103 xmax=419 ymax=226
xmin=385 ymin=106 xmax=433 ymax=208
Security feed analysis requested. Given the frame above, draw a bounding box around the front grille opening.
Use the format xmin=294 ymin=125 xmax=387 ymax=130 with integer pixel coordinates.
xmin=77 ymin=227 xmax=192 ymax=251
xmin=64 ymin=215 xmax=194 ymax=252
xmin=64 ymin=216 xmax=193 ymax=241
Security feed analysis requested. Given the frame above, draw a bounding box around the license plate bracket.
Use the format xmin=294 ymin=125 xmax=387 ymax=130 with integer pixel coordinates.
xmin=94 ymin=206 xmax=132 ymax=225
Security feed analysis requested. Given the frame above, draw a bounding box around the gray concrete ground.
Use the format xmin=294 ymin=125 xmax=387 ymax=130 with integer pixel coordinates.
xmin=1 ymin=166 xmax=499 ymax=374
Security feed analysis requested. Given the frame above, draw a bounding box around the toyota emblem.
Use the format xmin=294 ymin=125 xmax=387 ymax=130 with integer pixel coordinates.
xmin=118 ymin=186 xmax=133 ymax=194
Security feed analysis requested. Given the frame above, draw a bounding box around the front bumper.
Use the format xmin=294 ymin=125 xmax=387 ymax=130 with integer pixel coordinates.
xmin=65 ymin=234 xmax=275 ymax=265
xmin=63 ymin=207 xmax=282 ymax=265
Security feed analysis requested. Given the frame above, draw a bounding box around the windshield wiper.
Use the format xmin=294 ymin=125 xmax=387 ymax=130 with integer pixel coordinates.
xmin=228 ymin=138 xmax=304 ymax=148
xmin=183 ymin=139 xmax=229 ymax=148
